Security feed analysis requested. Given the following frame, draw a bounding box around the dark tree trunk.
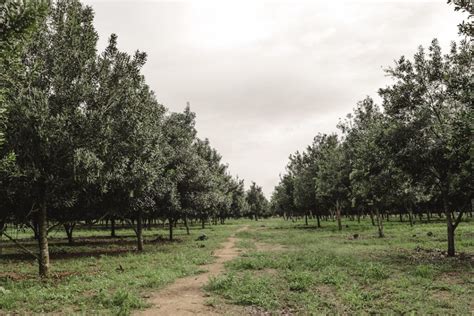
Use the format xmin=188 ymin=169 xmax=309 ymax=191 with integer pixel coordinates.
xmin=111 ymin=218 xmax=116 ymax=237
xmin=305 ymin=213 xmax=308 ymax=226
xmin=369 ymin=210 xmax=375 ymax=226
xmin=316 ymin=214 xmax=321 ymax=228
xmin=64 ymin=223 xmax=75 ymax=245
xmin=38 ymin=203 xmax=50 ymax=277
xmin=136 ymin=209 xmax=144 ymax=251
xmin=169 ymin=218 xmax=174 ymax=241
xmin=201 ymin=218 xmax=205 ymax=229
xmin=0 ymin=220 xmax=5 ymax=255
xmin=184 ymin=217 xmax=190 ymax=235
xmin=443 ymin=195 xmax=461 ymax=257
xmin=336 ymin=203 xmax=342 ymax=231
xmin=32 ymin=219 xmax=39 ymax=240
xmin=376 ymin=209 xmax=384 ymax=238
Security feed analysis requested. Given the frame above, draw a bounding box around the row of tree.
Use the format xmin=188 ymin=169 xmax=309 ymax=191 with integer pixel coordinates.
xmin=271 ymin=2 xmax=472 ymax=257
xmin=0 ymin=0 xmax=268 ymax=277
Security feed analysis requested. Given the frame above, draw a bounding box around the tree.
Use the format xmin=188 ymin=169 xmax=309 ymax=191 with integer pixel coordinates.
xmin=246 ymin=182 xmax=268 ymax=221
xmin=380 ymin=39 xmax=472 ymax=256
xmin=314 ymin=134 xmax=351 ymax=231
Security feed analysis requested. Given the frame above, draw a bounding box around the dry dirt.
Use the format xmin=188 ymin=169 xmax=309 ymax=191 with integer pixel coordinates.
xmin=135 ymin=226 xmax=249 ymax=316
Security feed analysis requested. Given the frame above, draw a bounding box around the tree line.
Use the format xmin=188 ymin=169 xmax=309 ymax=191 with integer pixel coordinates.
xmin=271 ymin=2 xmax=472 ymax=257
xmin=0 ymin=0 xmax=269 ymax=277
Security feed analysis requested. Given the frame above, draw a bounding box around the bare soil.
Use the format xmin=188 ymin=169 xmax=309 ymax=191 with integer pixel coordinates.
xmin=135 ymin=226 xmax=249 ymax=316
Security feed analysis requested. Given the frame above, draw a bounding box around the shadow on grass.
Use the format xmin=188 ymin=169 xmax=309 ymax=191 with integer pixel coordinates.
xmin=0 ymin=236 xmax=184 ymax=261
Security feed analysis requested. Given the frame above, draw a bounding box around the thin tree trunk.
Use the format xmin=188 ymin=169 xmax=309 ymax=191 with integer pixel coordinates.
xmin=336 ymin=202 xmax=342 ymax=231
xmin=169 ymin=218 xmax=174 ymax=241
xmin=316 ymin=214 xmax=321 ymax=228
xmin=0 ymin=220 xmax=5 ymax=255
xmin=376 ymin=209 xmax=384 ymax=238
xmin=111 ymin=218 xmax=116 ymax=237
xmin=201 ymin=218 xmax=205 ymax=229
xmin=305 ymin=213 xmax=308 ymax=226
xmin=184 ymin=217 xmax=190 ymax=235
xmin=444 ymin=196 xmax=455 ymax=257
xmin=136 ymin=209 xmax=144 ymax=251
xmin=369 ymin=210 xmax=375 ymax=226
xmin=64 ymin=223 xmax=75 ymax=245
xmin=38 ymin=203 xmax=50 ymax=277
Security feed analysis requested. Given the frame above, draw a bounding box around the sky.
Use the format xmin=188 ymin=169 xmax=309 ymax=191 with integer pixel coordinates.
xmin=83 ymin=0 xmax=465 ymax=197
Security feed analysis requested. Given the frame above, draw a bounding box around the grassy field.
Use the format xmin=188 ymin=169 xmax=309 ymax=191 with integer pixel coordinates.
xmin=206 ymin=217 xmax=474 ymax=315
xmin=0 ymin=217 xmax=473 ymax=315
xmin=0 ymin=222 xmax=239 ymax=314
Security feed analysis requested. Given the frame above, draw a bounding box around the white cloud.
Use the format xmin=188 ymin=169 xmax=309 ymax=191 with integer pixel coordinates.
xmin=84 ymin=0 xmax=465 ymax=196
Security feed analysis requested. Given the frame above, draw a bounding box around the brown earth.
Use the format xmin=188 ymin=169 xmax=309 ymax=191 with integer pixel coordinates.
xmin=135 ymin=226 xmax=249 ymax=316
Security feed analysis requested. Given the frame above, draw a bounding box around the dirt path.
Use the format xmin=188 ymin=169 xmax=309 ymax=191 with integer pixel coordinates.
xmin=135 ymin=226 xmax=248 ymax=316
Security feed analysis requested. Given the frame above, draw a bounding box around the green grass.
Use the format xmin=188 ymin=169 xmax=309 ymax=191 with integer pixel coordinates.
xmin=205 ymin=217 xmax=474 ymax=314
xmin=0 ymin=221 xmax=242 ymax=314
xmin=1 ymin=217 xmax=473 ymax=314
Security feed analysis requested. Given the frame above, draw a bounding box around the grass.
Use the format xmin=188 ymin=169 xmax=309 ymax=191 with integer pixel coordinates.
xmin=1 ymin=217 xmax=473 ymax=314
xmin=205 ymin=217 xmax=474 ymax=314
xmin=0 ymin=221 xmax=242 ymax=314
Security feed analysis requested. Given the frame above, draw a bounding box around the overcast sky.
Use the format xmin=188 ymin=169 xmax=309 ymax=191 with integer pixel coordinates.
xmin=83 ymin=0 xmax=464 ymax=197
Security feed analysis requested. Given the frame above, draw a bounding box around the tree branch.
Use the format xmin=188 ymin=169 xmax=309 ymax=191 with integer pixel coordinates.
xmin=2 ymin=231 xmax=39 ymax=260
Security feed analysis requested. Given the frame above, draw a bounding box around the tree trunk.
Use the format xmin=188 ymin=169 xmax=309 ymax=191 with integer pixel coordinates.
xmin=369 ymin=210 xmax=375 ymax=226
xmin=201 ymin=218 xmax=205 ymax=229
xmin=64 ymin=223 xmax=75 ymax=245
xmin=169 ymin=218 xmax=174 ymax=241
xmin=136 ymin=209 xmax=144 ymax=251
xmin=336 ymin=203 xmax=342 ymax=231
xmin=111 ymin=218 xmax=116 ymax=237
xmin=316 ymin=214 xmax=321 ymax=228
xmin=0 ymin=220 xmax=5 ymax=255
xmin=38 ymin=203 xmax=50 ymax=277
xmin=444 ymin=196 xmax=455 ymax=257
xmin=376 ymin=209 xmax=384 ymax=238
xmin=305 ymin=213 xmax=308 ymax=226
xmin=184 ymin=217 xmax=190 ymax=235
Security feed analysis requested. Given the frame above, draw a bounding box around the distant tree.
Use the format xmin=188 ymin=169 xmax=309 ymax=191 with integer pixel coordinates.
xmin=314 ymin=134 xmax=351 ymax=231
xmin=246 ymin=182 xmax=268 ymax=221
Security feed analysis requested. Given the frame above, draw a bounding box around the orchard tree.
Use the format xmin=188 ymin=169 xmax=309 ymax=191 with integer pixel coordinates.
xmin=246 ymin=182 xmax=268 ymax=221
xmin=380 ymin=39 xmax=472 ymax=256
xmin=4 ymin=0 xmax=99 ymax=277
xmin=314 ymin=134 xmax=351 ymax=231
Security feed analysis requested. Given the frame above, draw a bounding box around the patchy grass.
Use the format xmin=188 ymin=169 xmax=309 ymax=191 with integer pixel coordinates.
xmin=206 ymin=217 xmax=474 ymax=314
xmin=0 ymin=221 xmax=241 ymax=314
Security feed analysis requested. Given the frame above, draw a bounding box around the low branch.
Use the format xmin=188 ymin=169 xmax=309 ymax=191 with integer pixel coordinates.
xmin=90 ymin=212 xmax=111 ymax=225
xmin=453 ymin=211 xmax=464 ymax=229
xmin=2 ymin=231 xmax=39 ymax=260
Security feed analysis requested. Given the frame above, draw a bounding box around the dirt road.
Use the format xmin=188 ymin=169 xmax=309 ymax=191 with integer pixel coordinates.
xmin=135 ymin=226 xmax=248 ymax=316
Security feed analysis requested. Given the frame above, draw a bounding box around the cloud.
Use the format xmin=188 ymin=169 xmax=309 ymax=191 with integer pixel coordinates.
xmin=84 ymin=0 xmax=464 ymax=196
